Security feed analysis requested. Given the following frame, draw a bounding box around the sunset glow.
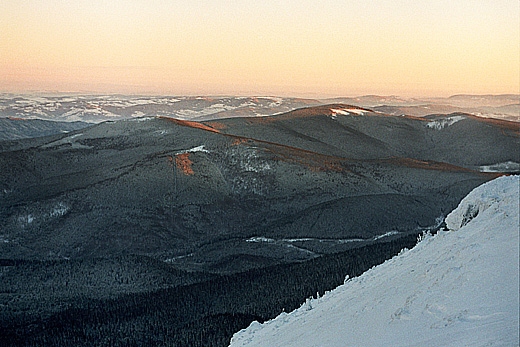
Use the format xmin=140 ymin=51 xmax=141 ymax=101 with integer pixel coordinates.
xmin=1 ymin=0 xmax=519 ymax=97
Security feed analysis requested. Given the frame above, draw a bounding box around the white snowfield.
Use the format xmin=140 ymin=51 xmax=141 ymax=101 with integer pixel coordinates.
xmin=230 ymin=175 xmax=520 ymax=347
xmin=426 ymin=115 xmax=466 ymax=130
xmin=330 ymin=108 xmax=368 ymax=116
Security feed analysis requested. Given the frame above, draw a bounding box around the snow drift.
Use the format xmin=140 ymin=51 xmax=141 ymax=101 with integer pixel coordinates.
xmin=230 ymin=175 xmax=520 ymax=347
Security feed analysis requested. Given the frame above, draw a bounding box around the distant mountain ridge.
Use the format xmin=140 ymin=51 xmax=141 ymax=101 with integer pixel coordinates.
xmin=203 ymin=105 xmax=519 ymax=171
xmin=1 ymin=94 xmax=518 ymax=127
xmin=0 ymin=118 xmax=90 ymax=141
xmin=0 ymin=94 xmax=321 ymax=124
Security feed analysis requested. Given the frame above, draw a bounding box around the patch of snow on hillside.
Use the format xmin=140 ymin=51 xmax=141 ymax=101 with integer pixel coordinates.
xmin=373 ymin=230 xmax=400 ymax=240
xmin=16 ymin=201 xmax=71 ymax=229
xmin=230 ymin=175 xmax=519 ymax=347
xmin=176 ymin=145 xmax=210 ymax=155
xmin=174 ymin=105 xmax=238 ymax=118
xmin=330 ymin=108 xmax=368 ymax=119
xmin=48 ymin=202 xmax=70 ymax=218
xmin=346 ymin=108 xmax=367 ymax=115
xmin=426 ymin=115 xmax=466 ymax=130
xmin=257 ymin=96 xmax=283 ymax=103
xmin=478 ymin=161 xmax=520 ymax=173
xmin=61 ymin=108 xmax=82 ymax=118
xmin=131 ymin=99 xmax=156 ymax=105
xmin=246 ymin=237 xmax=275 ymax=243
xmin=132 ymin=111 xmax=146 ymax=118
xmin=18 ymin=214 xmax=35 ymax=228
xmin=127 ymin=116 xmax=154 ymax=122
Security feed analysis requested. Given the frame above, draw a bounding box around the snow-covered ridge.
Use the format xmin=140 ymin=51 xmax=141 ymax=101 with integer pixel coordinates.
xmin=0 ymin=95 xmax=319 ymax=123
xmin=230 ymin=175 xmax=519 ymax=347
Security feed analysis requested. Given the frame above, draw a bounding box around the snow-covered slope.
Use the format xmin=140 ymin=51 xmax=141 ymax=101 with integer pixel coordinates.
xmin=230 ymin=175 xmax=520 ymax=347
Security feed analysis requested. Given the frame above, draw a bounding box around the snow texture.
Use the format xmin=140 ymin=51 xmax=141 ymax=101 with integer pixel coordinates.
xmin=230 ymin=175 xmax=520 ymax=347
xmin=0 ymin=95 xmax=300 ymax=123
xmin=478 ymin=161 xmax=520 ymax=173
xmin=176 ymin=145 xmax=210 ymax=155
xmin=426 ymin=115 xmax=466 ymax=130
xmin=330 ymin=108 xmax=368 ymax=119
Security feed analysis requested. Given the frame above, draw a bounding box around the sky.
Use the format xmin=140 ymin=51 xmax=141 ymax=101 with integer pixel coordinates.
xmin=1 ymin=1 xmax=519 ymax=98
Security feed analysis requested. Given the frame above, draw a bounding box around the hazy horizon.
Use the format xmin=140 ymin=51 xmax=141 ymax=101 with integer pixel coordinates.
xmin=1 ymin=90 xmax=519 ymax=100
xmin=2 ymin=1 xmax=519 ymax=98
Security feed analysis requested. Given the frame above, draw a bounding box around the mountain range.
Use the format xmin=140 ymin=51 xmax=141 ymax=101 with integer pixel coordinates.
xmin=0 ymin=98 xmax=518 ymax=346
xmin=1 ymin=93 xmax=518 ymax=127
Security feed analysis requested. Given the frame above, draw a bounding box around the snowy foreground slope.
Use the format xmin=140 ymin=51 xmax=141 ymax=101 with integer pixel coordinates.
xmin=230 ymin=175 xmax=520 ymax=347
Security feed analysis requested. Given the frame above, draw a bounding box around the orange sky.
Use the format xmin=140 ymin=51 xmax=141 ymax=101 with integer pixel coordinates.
xmin=1 ymin=1 xmax=519 ymax=98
